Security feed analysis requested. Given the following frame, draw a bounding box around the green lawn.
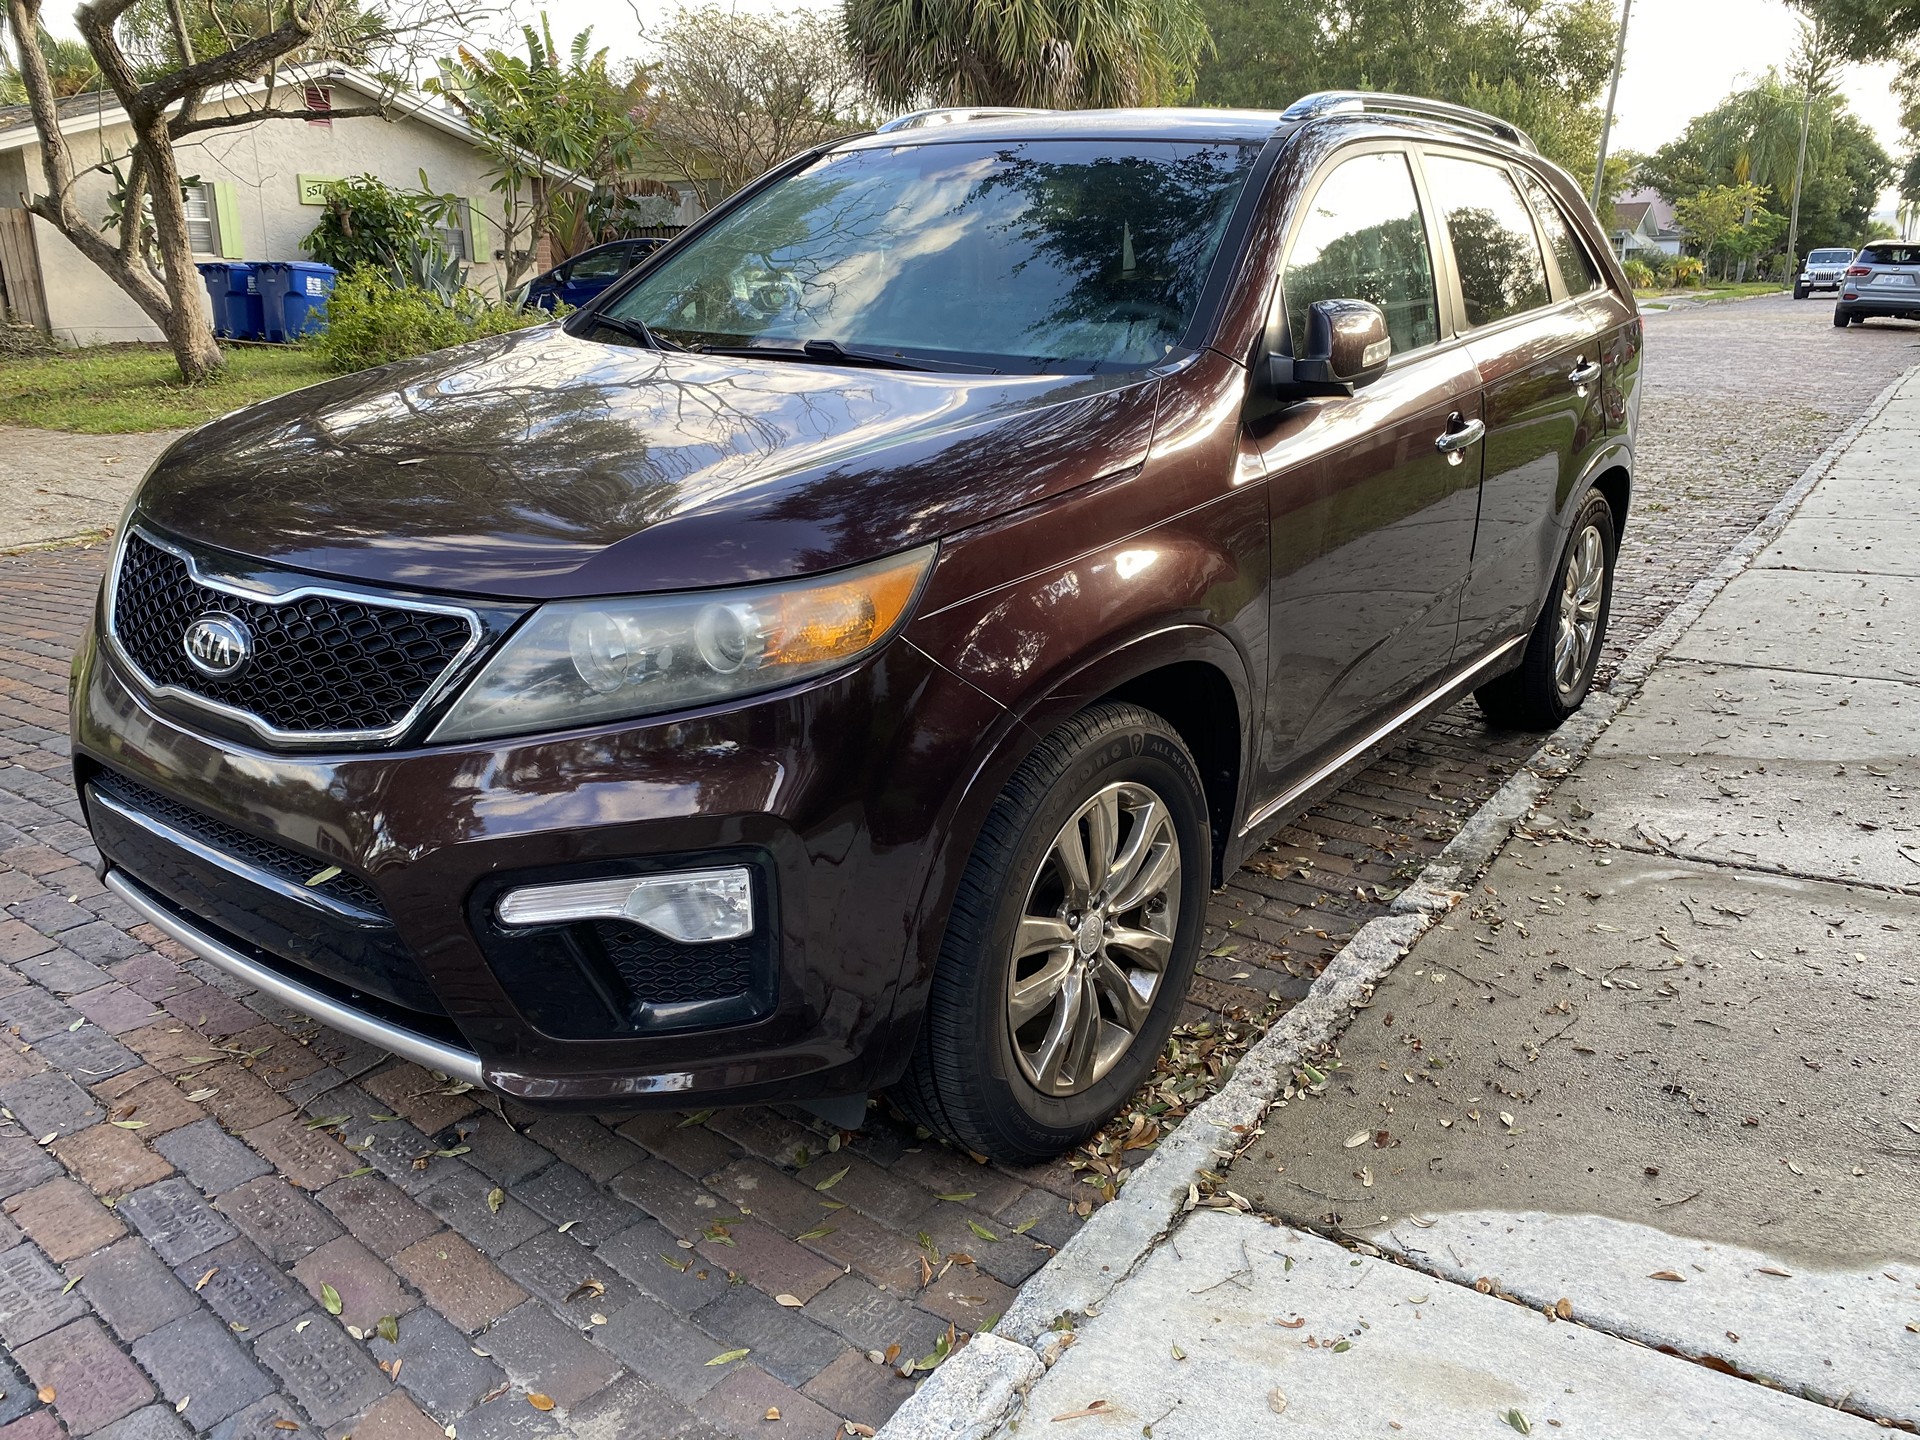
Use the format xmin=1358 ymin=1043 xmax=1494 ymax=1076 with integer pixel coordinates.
xmin=0 ymin=343 xmax=332 ymax=434
xmin=1633 ymin=281 xmax=1786 ymax=304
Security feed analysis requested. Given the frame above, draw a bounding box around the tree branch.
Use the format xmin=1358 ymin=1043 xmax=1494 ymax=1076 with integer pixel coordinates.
xmin=170 ymin=101 xmax=391 ymax=137
xmin=137 ymin=15 xmax=314 ymax=110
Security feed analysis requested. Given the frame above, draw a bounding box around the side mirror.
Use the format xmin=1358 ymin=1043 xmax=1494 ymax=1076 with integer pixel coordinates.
xmin=1269 ymin=298 xmax=1392 ymax=399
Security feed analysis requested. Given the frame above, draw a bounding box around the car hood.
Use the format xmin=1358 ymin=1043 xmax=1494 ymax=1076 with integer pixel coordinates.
xmin=137 ymin=326 xmax=1164 ymax=600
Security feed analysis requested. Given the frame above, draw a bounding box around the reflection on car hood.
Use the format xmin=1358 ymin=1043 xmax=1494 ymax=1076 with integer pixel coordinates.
xmin=136 ymin=326 xmax=1163 ymax=599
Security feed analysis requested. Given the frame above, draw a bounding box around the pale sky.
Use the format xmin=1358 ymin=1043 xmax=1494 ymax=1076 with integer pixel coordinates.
xmin=523 ymin=0 xmax=1911 ymax=168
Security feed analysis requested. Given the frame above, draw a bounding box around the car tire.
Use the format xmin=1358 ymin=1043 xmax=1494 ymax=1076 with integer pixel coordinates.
xmin=1795 ymin=285 xmax=1809 ymax=299
xmin=896 ymin=702 xmax=1208 ymax=1163
xmin=1475 ymin=488 xmax=1617 ymax=731
xmin=1835 ymin=308 xmax=1851 ymax=327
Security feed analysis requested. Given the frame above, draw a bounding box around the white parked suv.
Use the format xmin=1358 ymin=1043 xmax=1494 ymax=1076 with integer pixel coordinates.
xmin=1796 ymin=247 xmax=1855 ymax=299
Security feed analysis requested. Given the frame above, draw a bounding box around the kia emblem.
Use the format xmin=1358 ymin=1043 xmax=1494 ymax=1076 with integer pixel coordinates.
xmin=182 ymin=613 xmax=253 ymax=678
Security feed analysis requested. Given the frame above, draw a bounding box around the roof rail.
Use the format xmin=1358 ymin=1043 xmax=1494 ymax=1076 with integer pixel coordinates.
xmin=1280 ymin=92 xmax=1537 ymax=153
xmin=875 ymin=107 xmax=1053 ymax=134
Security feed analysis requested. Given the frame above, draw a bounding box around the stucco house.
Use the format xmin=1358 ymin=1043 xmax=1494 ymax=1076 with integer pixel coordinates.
xmin=0 ymin=65 xmax=587 ymax=345
xmin=1610 ymin=187 xmax=1685 ymax=261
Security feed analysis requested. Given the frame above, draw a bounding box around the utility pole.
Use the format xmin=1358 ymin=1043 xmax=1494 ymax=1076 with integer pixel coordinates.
xmin=1785 ymin=20 xmax=1823 ymax=273
xmin=1592 ymin=0 xmax=1633 ymax=210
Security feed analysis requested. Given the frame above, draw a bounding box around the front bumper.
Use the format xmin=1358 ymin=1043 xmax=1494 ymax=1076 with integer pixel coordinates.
xmin=71 ymin=614 xmax=1007 ymax=1108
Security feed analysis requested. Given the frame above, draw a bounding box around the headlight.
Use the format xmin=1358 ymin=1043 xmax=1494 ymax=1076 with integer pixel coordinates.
xmin=430 ymin=544 xmax=936 ymax=742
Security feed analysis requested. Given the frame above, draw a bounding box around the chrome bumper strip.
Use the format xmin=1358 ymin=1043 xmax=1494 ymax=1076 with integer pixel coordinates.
xmin=103 ymin=869 xmax=486 ymax=1086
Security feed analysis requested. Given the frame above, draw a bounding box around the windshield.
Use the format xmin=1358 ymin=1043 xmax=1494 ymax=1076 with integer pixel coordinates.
xmin=602 ymin=138 xmax=1260 ymax=372
xmin=1810 ymin=249 xmax=1854 ymax=264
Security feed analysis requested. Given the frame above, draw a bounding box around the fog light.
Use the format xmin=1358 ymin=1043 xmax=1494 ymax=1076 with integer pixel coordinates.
xmin=497 ymin=867 xmax=753 ymax=943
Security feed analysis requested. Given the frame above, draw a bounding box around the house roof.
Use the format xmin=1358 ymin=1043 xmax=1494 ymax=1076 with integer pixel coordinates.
xmin=1612 ymin=201 xmax=1654 ymax=233
xmin=1613 ymin=187 xmax=1680 ymax=238
xmin=0 ymin=64 xmax=590 ymax=190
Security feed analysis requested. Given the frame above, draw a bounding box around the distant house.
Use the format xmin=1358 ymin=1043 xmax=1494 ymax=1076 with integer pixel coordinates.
xmin=1610 ymin=188 xmax=1685 ymax=261
xmin=0 ymin=65 xmax=588 ymax=345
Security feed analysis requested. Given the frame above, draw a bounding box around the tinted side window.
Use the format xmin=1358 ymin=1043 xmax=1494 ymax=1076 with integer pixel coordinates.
xmin=1283 ymin=151 xmax=1439 ymax=357
xmin=570 ymin=248 xmax=631 ymax=281
xmin=1518 ymin=173 xmax=1600 ymax=295
xmin=1425 ymin=155 xmax=1550 ymax=327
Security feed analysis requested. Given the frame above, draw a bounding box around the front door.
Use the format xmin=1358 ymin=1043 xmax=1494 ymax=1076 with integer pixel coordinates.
xmin=1420 ymin=152 xmax=1611 ymax=657
xmin=1251 ymin=146 xmax=1483 ymax=782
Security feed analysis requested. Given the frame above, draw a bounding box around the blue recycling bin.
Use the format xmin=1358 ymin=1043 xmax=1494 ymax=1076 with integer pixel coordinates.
xmin=254 ymin=261 xmax=337 ymax=342
xmin=194 ymin=261 xmax=263 ymax=341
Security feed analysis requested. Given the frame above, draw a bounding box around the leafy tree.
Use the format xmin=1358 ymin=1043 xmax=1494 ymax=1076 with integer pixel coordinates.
xmin=1191 ymin=0 xmax=1617 ymax=179
xmin=844 ymin=0 xmax=1212 ymax=110
xmin=429 ymin=16 xmax=643 ymax=288
xmin=114 ymin=0 xmax=382 ymax=76
xmin=1673 ymin=182 xmax=1775 ymax=280
xmin=1640 ymin=73 xmax=1892 ymax=258
xmin=0 ymin=27 xmax=100 ymax=100
xmin=645 ymin=6 xmax=869 ymax=202
xmin=2 ymin=0 xmax=426 ymax=382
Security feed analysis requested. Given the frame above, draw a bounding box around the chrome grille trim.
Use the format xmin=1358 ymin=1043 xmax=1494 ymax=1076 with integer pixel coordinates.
xmin=104 ymin=524 xmax=485 ymax=747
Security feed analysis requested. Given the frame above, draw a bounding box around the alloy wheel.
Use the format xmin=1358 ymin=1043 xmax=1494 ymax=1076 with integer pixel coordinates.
xmin=1005 ymin=781 xmax=1180 ymax=1096
xmin=1554 ymin=522 xmax=1606 ymax=698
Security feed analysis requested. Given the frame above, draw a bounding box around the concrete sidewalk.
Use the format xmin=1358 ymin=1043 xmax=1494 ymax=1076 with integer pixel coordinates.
xmin=973 ymin=378 xmax=1920 ymax=1436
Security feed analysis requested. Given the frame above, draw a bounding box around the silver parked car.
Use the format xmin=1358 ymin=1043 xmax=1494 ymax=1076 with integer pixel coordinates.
xmin=1835 ymin=243 xmax=1920 ymax=326
xmin=1795 ymin=247 xmax=1855 ymax=299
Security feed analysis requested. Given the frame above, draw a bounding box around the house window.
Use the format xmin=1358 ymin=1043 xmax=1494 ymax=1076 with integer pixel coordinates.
xmin=182 ymin=183 xmax=218 ymax=255
xmin=430 ymin=200 xmax=472 ymax=263
xmin=305 ymin=85 xmax=331 ymax=127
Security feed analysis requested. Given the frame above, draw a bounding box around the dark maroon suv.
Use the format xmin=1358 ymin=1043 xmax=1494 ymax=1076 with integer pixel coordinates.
xmin=72 ymin=93 xmax=1640 ymax=1162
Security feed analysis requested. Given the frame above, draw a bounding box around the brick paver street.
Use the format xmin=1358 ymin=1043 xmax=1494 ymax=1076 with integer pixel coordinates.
xmin=0 ymin=295 xmax=1910 ymax=1440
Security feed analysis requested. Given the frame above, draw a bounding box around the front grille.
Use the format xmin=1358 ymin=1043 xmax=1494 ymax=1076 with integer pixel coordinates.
xmin=111 ymin=531 xmax=475 ymax=738
xmin=590 ymin=921 xmax=755 ymax=1006
xmin=90 ymin=770 xmax=385 ymax=915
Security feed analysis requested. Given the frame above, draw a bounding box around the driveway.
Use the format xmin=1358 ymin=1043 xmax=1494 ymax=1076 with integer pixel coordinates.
xmin=0 ymin=297 xmax=1915 ymax=1440
xmin=0 ymin=428 xmax=185 ymax=551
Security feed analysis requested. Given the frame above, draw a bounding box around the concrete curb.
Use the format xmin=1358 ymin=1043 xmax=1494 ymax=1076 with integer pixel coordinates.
xmin=875 ymin=364 xmax=1918 ymax=1440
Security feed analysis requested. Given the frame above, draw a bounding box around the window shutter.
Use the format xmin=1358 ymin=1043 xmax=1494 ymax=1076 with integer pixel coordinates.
xmin=304 ymin=84 xmax=332 ymax=127
xmin=467 ymin=203 xmax=492 ymax=261
xmin=210 ymin=180 xmax=244 ymax=259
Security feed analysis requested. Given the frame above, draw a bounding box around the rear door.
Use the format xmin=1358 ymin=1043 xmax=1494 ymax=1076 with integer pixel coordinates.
xmin=1250 ymin=145 xmax=1483 ymax=772
xmin=1419 ymin=150 xmax=1610 ymax=658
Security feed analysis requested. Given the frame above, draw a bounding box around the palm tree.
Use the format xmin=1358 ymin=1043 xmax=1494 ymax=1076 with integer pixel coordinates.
xmin=1 ymin=28 xmax=104 ymax=103
xmin=843 ymin=0 xmax=1212 ymax=111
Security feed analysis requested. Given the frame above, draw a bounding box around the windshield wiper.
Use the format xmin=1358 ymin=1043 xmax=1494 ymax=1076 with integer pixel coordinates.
xmin=583 ymin=312 xmax=681 ymax=351
xmin=695 ymin=339 xmax=978 ymax=373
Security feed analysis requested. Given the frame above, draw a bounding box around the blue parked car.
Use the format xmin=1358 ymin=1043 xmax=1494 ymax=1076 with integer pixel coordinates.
xmin=517 ymin=237 xmax=666 ymax=311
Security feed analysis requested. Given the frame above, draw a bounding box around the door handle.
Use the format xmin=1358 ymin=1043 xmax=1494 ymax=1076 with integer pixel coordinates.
xmin=1568 ymin=358 xmax=1602 ymax=390
xmin=1434 ymin=415 xmax=1486 ymax=464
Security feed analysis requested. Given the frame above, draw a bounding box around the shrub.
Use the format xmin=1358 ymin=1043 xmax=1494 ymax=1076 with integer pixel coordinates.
xmin=1621 ymin=258 xmax=1656 ymax=290
xmin=309 ymin=269 xmax=554 ymax=373
xmin=1671 ymin=255 xmax=1705 ymax=288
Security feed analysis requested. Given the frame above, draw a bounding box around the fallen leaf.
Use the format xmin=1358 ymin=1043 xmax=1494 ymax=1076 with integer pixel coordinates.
xmin=376 ymin=1315 xmax=400 ymax=1344
xmin=527 ymin=1394 xmax=554 ymax=1412
xmin=110 ymin=1119 xmax=147 ymax=1130
xmin=1171 ymin=1342 xmax=1186 ymax=1360
xmin=486 ymin=1188 xmax=505 ymax=1215
xmin=273 ymin=1422 xmax=301 ymax=1431
xmin=935 ymin=1192 xmax=977 ymax=1203
xmin=706 ymin=1349 xmax=750 ymax=1366
xmin=1273 ymin=1316 xmax=1304 ymax=1329
xmin=1333 ymin=1340 xmax=1352 ymax=1353
xmin=564 ymin=1278 xmax=607 ymax=1302
xmin=36 ymin=1388 xmax=55 ymax=1404
xmin=814 ymin=1167 xmax=849 ymax=1192
xmin=1267 ymin=1388 xmax=1288 ymax=1415
xmin=1504 ymin=1409 xmax=1531 ymax=1435
xmin=1343 ymin=1131 xmax=1369 ymax=1149
xmin=589 ymin=1313 xmax=607 ymax=1325
xmin=1648 ymin=1271 xmax=1684 ymax=1283
xmin=774 ymin=1294 xmax=804 ymax=1308
xmin=557 ymin=1220 xmax=577 ymax=1234
xmin=763 ymin=1407 xmax=781 ymax=1421
xmin=320 ymin=1282 xmax=343 ymax=1315
xmin=304 ymin=865 xmax=342 ymax=887
xmin=194 ymin=1267 xmax=217 ymax=1292
xmin=1756 ymin=1266 xmax=1793 ymax=1278
xmin=967 ymin=1220 xmax=999 ymax=1242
